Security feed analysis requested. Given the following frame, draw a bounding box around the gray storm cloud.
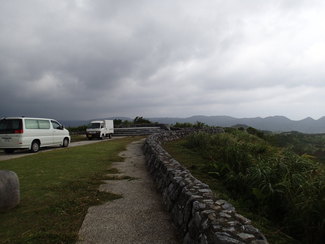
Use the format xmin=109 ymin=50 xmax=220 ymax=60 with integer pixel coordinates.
xmin=1 ymin=0 xmax=325 ymax=120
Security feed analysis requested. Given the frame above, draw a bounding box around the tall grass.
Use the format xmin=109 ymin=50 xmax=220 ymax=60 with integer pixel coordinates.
xmin=185 ymin=130 xmax=324 ymax=243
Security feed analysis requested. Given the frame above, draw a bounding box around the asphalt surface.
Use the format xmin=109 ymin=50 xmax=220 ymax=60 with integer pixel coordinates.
xmin=77 ymin=138 xmax=181 ymax=244
xmin=0 ymin=137 xmax=124 ymax=161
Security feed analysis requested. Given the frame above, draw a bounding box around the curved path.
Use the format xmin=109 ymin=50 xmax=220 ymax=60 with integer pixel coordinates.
xmin=77 ymin=138 xmax=181 ymax=244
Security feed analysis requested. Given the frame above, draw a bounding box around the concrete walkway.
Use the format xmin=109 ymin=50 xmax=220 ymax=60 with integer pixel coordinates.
xmin=77 ymin=139 xmax=181 ymax=244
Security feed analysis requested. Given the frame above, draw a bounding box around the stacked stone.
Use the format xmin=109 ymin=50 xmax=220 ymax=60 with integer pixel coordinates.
xmin=114 ymin=127 xmax=164 ymax=136
xmin=143 ymin=130 xmax=268 ymax=244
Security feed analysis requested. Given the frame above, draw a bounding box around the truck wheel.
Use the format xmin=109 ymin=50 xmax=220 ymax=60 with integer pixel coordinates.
xmin=62 ymin=138 xmax=69 ymax=147
xmin=30 ymin=141 xmax=40 ymax=153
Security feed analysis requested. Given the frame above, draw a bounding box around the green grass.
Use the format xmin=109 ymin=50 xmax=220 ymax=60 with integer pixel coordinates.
xmin=164 ymin=139 xmax=299 ymax=244
xmin=164 ymin=139 xmax=228 ymax=199
xmin=0 ymin=136 xmax=142 ymax=244
xmin=70 ymin=134 xmax=88 ymax=142
xmin=183 ymin=130 xmax=324 ymax=243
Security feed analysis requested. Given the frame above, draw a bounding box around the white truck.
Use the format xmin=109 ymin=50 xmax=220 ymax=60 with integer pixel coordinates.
xmin=86 ymin=120 xmax=114 ymax=140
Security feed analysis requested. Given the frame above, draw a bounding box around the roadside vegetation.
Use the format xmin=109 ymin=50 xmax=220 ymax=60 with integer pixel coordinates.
xmin=70 ymin=134 xmax=88 ymax=142
xmin=113 ymin=116 xmax=157 ymax=127
xmin=262 ymin=130 xmax=325 ymax=165
xmin=172 ymin=121 xmax=206 ymax=129
xmin=164 ymin=128 xmax=324 ymax=243
xmin=67 ymin=116 xmax=157 ymax=136
xmin=0 ymin=137 xmax=141 ymax=244
xmin=67 ymin=125 xmax=88 ymax=134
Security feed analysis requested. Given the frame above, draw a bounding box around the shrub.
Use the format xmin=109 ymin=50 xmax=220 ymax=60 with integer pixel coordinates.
xmin=184 ymin=129 xmax=325 ymax=243
xmin=67 ymin=125 xmax=88 ymax=134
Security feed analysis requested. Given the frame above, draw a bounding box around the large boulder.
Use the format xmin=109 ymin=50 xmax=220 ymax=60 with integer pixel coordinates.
xmin=0 ymin=170 xmax=20 ymax=211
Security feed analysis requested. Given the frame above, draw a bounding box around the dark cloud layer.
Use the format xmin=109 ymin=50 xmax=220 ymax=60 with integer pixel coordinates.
xmin=1 ymin=0 xmax=325 ymax=120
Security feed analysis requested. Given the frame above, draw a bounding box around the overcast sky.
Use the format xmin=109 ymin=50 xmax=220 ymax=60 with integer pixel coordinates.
xmin=1 ymin=0 xmax=325 ymax=121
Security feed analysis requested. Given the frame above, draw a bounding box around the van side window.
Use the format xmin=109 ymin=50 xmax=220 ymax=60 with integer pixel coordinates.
xmin=38 ymin=120 xmax=50 ymax=129
xmin=25 ymin=119 xmax=39 ymax=129
xmin=51 ymin=120 xmax=61 ymax=130
xmin=25 ymin=119 xmax=50 ymax=129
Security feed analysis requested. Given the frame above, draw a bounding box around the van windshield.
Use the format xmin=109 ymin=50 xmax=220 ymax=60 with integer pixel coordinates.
xmin=88 ymin=123 xmax=101 ymax=129
xmin=0 ymin=119 xmax=23 ymax=134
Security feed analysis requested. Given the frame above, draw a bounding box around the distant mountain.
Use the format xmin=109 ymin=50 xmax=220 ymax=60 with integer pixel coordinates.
xmin=149 ymin=115 xmax=325 ymax=134
xmin=62 ymin=115 xmax=325 ymax=134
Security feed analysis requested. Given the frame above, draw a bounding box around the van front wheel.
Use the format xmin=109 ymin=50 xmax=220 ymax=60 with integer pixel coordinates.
xmin=30 ymin=141 xmax=40 ymax=153
xmin=62 ymin=138 xmax=69 ymax=147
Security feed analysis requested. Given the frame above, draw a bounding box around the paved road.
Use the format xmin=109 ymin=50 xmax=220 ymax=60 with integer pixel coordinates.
xmin=77 ymin=138 xmax=181 ymax=244
xmin=0 ymin=137 xmax=125 ymax=161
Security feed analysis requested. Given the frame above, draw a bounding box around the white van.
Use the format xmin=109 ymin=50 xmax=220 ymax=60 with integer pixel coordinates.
xmin=0 ymin=117 xmax=71 ymax=153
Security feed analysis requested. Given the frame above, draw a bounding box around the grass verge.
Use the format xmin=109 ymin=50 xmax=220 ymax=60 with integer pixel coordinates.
xmin=0 ymin=136 xmax=142 ymax=244
xmin=70 ymin=134 xmax=87 ymax=142
xmin=164 ymin=139 xmax=298 ymax=244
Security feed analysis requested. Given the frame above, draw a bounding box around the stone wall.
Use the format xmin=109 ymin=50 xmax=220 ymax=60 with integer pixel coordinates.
xmin=114 ymin=127 xmax=163 ymax=136
xmin=143 ymin=129 xmax=268 ymax=244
